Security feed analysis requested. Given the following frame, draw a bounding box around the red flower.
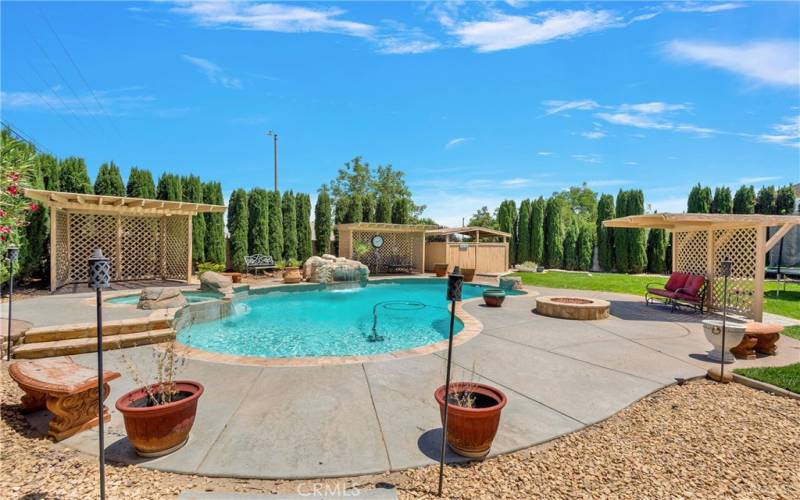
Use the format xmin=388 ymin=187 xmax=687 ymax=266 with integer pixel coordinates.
xmin=29 ymin=203 xmax=39 ymax=212
xmin=8 ymin=172 xmax=20 ymax=182
xmin=0 ymin=208 xmax=5 ymax=217
xmin=0 ymin=226 xmax=11 ymax=234
xmin=7 ymin=185 xmax=18 ymax=196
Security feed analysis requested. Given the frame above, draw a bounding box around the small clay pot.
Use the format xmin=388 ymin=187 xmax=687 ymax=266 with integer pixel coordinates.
xmin=462 ymin=268 xmax=476 ymax=282
xmin=434 ymin=382 xmax=506 ymax=459
xmin=433 ymin=264 xmax=448 ymax=277
xmin=116 ymin=381 xmax=203 ymax=457
xmin=482 ymin=288 xmax=506 ymax=307
xmin=283 ymin=267 xmax=302 ymax=284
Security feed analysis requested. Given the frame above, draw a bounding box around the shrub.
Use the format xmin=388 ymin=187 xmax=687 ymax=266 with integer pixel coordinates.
xmin=733 ymin=185 xmax=755 ymax=214
xmin=156 ymin=173 xmax=182 ymax=201
xmin=296 ymin=193 xmax=312 ymax=262
xmin=776 ymin=185 xmax=796 ymax=214
xmin=314 ymin=187 xmax=333 ymax=255
xmin=228 ymin=189 xmax=248 ymax=272
xmin=197 ymin=262 xmax=224 ymax=276
xmin=687 ymin=183 xmax=711 ymax=213
xmin=530 ymin=197 xmax=545 ymax=265
xmin=563 ymin=223 xmax=579 ymax=270
xmin=626 ymin=189 xmax=647 ymax=273
xmin=267 ymin=190 xmax=284 ymax=260
xmin=755 ymin=185 xmax=777 ymax=214
xmin=248 ymin=188 xmax=270 ymax=256
xmin=544 ymin=197 xmax=563 ymax=268
xmin=517 ymin=199 xmax=531 ymax=263
xmin=126 ymin=167 xmax=156 ymax=199
xmin=647 ymin=228 xmax=668 ymax=274
xmin=202 ymin=181 xmax=225 ymax=265
xmin=94 ymin=161 xmax=125 ymax=196
xmin=711 ymin=187 xmax=732 ymax=214
xmin=614 ymin=190 xmax=629 ymax=273
xmin=58 ymin=156 xmax=92 ymax=193
xmin=577 ymin=222 xmax=593 ymax=271
xmin=282 ymin=191 xmax=298 ymax=261
xmin=183 ymin=175 xmax=206 ymax=264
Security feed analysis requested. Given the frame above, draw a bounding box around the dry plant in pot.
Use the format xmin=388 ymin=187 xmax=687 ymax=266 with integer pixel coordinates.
xmin=114 ymin=340 xmax=203 ymax=457
xmin=434 ymin=363 xmax=506 ymax=459
xmin=433 ymin=263 xmax=448 ymax=277
xmin=283 ymin=258 xmax=303 ymax=283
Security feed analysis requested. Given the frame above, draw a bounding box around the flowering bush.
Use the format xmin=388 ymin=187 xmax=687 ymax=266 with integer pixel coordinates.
xmin=1 ymin=131 xmax=38 ymax=281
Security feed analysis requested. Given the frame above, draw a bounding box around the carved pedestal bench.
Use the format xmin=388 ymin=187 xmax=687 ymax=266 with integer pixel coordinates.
xmin=8 ymin=358 xmax=120 ymax=441
xmin=731 ymin=323 xmax=783 ymax=360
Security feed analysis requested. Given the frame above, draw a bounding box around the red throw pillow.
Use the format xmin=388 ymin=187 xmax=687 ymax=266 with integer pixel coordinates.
xmin=682 ymin=275 xmax=705 ymax=296
xmin=665 ymin=272 xmax=688 ymax=292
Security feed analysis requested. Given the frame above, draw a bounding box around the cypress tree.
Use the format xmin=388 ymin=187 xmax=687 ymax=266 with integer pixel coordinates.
xmin=296 ymin=193 xmax=313 ymax=262
xmin=544 ymin=197 xmax=564 ymax=268
xmin=775 ymin=185 xmax=796 ymax=214
xmin=267 ymin=190 xmax=284 ymax=261
xmin=248 ymin=188 xmax=270 ymax=256
xmin=497 ymin=200 xmax=517 ymax=266
xmin=711 ymin=187 xmax=732 ymax=214
xmin=647 ymin=228 xmax=668 ymax=274
xmin=39 ymin=153 xmax=60 ymax=191
xmin=517 ymin=199 xmax=531 ymax=263
xmin=156 ymin=173 xmax=182 ymax=201
xmin=94 ymin=161 xmax=125 ymax=196
xmin=282 ymin=191 xmax=298 ymax=261
xmin=563 ymin=222 xmax=579 ymax=270
xmin=126 ymin=167 xmax=156 ymax=199
xmin=687 ymin=183 xmax=711 ymax=213
xmin=375 ymin=194 xmax=393 ymax=223
xmin=58 ymin=157 xmax=92 ymax=193
xmin=577 ymin=222 xmax=593 ymax=271
xmin=597 ymin=193 xmax=615 ymax=271
xmin=755 ymin=185 xmax=777 ymax=214
xmin=627 ymin=189 xmax=647 ymax=273
xmin=183 ymin=175 xmax=206 ymax=264
xmin=315 ymin=188 xmax=333 ymax=255
xmin=228 ymin=189 xmax=249 ymax=272
xmin=362 ymin=193 xmax=376 ymax=223
xmin=733 ymin=185 xmax=756 ymax=214
xmin=614 ymin=190 xmax=629 ymax=273
xmin=392 ymin=197 xmax=411 ymax=224
xmin=530 ymin=197 xmax=545 ymax=265
xmin=202 ymin=181 xmax=225 ymax=265
xmin=349 ymin=193 xmax=364 ymax=223
xmin=665 ymin=231 xmax=673 ymax=273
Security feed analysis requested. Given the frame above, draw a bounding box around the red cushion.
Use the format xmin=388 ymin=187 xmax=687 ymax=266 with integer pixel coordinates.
xmin=680 ymin=275 xmax=705 ymax=297
xmin=647 ymin=288 xmax=675 ymax=299
xmin=674 ymin=292 xmax=702 ymax=302
xmin=664 ymin=272 xmax=688 ymax=292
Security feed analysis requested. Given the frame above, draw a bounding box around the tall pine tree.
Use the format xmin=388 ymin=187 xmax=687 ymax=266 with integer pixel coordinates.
xmin=597 ymin=193 xmax=615 ymax=271
xmin=315 ymin=187 xmax=333 ymax=255
xmin=282 ymin=191 xmax=298 ymax=262
xmin=775 ymin=185 xmax=796 ymax=214
xmin=94 ymin=161 xmax=125 ymax=196
xmin=228 ymin=189 xmax=249 ymax=272
xmin=755 ymin=185 xmax=777 ymax=214
xmin=576 ymin=222 xmax=593 ymax=271
xmin=156 ymin=173 xmax=182 ymax=201
xmin=614 ymin=190 xmax=629 ymax=273
xmin=296 ymin=193 xmax=313 ymax=262
xmin=182 ymin=175 xmax=206 ymax=264
xmin=530 ymin=197 xmax=545 ymax=265
xmin=626 ymin=189 xmax=647 ymax=273
xmin=647 ymin=228 xmax=668 ymax=274
xmin=202 ymin=181 xmax=225 ymax=265
xmin=126 ymin=167 xmax=156 ymax=198
xmin=711 ymin=187 xmax=732 ymax=214
xmin=543 ymin=197 xmax=564 ymax=268
xmin=563 ymin=222 xmax=579 ymax=270
xmin=733 ymin=185 xmax=756 ymax=214
xmin=267 ymin=190 xmax=284 ymax=261
xmin=58 ymin=157 xmax=92 ymax=193
xmin=687 ymin=183 xmax=712 ymax=213
xmin=248 ymin=188 xmax=270 ymax=256
xmin=517 ymin=199 xmax=531 ymax=263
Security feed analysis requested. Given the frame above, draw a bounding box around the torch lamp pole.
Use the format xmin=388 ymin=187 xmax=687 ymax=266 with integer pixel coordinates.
xmin=6 ymin=245 xmax=18 ymax=361
xmin=719 ymin=258 xmax=733 ymax=382
xmin=88 ymin=249 xmax=110 ymax=500
xmin=438 ymin=266 xmax=463 ymax=497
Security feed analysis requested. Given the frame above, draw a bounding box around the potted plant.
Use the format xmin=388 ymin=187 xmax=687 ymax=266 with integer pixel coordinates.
xmin=433 ymin=263 xmax=448 ymax=277
xmin=283 ymin=259 xmax=302 ymax=283
xmin=462 ymin=268 xmax=476 ymax=282
xmin=482 ymin=288 xmax=506 ymax=307
xmin=434 ymin=381 xmax=507 ymax=459
xmin=115 ymin=342 xmax=203 ymax=457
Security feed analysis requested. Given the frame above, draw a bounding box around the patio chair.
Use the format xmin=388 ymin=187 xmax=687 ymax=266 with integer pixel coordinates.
xmin=245 ymin=254 xmax=277 ymax=275
xmin=385 ymin=254 xmax=415 ymax=274
xmin=646 ymin=272 xmax=707 ymax=313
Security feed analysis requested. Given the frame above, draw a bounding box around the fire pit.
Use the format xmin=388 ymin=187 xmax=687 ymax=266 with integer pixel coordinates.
xmin=535 ymin=296 xmax=610 ymax=320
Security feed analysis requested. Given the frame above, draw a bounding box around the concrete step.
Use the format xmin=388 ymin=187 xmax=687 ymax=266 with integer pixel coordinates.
xmin=23 ymin=318 xmax=172 ymax=344
xmin=13 ymin=328 xmax=176 ymax=359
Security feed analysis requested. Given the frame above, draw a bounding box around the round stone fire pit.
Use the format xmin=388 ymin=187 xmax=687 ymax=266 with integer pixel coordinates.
xmin=535 ymin=296 xmax=610 ymax=320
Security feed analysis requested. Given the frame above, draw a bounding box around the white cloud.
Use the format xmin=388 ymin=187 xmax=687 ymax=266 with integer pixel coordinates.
xmin=0 ymin=88 xmax=155 ymax=115
xmin=581 ymin=130 xmax=606 ymax=140
xmin=736 ymin=176 xmax=782 ymax=184
xmin=537 ymin=151 xmax=554 ymax=156
xmin=542 ymin=99 xmax=599 ymax=116
xmin=173 ymin=1 xmax=375 ymax=37
xmin=571 ymin=154 xmax=602 ymax=164
xmin=625 ymin=161 xmax=639 ymax=166
xmin=450 ymin=9 xmax=617 ymax=52
xmin=501 ymin=178 xmax=530 ymax=186
xmin=596 ymin=112 xmax=673 ymax=130
xmin=666 ymin=2 xmax=745 ymax=13
xmin=182 ymin=55 xmax=242 ymax=89
xmin=666 ymin=40 xmax=800 ymax=87
xmin=378 ymin=37 xmax=441 ymax=54
xmin=756 ymin=115 xmax=800 ymax=148
xmin=618 ymin=102 xmax=690 ymax=114
xmin=445 ymin=137 xmax=472 ymax=149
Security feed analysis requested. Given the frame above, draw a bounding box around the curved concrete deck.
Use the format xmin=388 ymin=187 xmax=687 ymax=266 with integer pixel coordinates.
xmin=10 ymin=284 xmax=800 ymax=480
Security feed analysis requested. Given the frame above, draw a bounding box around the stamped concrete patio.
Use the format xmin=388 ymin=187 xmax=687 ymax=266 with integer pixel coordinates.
xmin=8 ymin=283 xmax=800 ymax=479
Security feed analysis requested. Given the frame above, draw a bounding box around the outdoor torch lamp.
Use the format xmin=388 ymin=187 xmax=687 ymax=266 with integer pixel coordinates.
xmin=6 ymin=245 xmax=19 ymax=361
xmin=88 ymin=249 xmax=110 ymax=500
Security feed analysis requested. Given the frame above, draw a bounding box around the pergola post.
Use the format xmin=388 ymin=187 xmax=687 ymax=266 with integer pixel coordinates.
xmin=753 ymin=225 xmax=766 ymax=322
xmin=186 ymin=214 xmax=193 ymax=282
xmin=49 ymin=208 xmax=58 ymax=292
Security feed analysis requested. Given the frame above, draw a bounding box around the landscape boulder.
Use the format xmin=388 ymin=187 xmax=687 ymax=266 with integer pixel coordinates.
xmin=200 ymin=271 xmax=234 ymax=297
xmin=137 ymin=287 xmax=187 ymax=310
xmin=499 ymin=276 xmax=523 ymax=291
xmin=303 ymin=255 xmax=369 ymax=284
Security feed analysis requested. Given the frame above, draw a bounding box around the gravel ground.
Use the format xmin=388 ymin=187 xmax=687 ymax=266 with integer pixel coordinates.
xmin=2 ymin=363 xmax=798 ymax=499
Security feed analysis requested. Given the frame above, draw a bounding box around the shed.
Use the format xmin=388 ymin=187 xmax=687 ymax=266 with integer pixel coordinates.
xmin=25 ymin=189 xmax=226 ymax=291
xmin=424 ymin=226 xmax=510 ymax=274
xmin=603 ymin=213 xmax=800 ymax=321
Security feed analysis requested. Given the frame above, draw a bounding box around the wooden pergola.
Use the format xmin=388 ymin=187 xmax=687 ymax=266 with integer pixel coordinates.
xmin=604 ymin=213 xmax=800 ymax=321
xmin=424 ymin=226 xmax=511 ymax=274
xmin=336 ymin=223 xmax=436 ymax=273
xmin=25 ymin=189 xmax=226 ymax=291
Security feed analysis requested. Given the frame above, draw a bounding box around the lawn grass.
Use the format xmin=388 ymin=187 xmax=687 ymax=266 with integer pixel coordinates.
xmin=781 ymin=325 xmax=800 ymax=341
xmin=733 ymin=363 xmax=800 ymax=394
xmin=512 ymin=271 xmax=799 ymax=319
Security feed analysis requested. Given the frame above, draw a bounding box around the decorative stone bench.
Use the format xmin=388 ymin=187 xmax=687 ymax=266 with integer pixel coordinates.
xmin=731 ymin=323 xmax=783 ymax=360
xmin=499 ymin=276 xmax=523 ymax=291
xmin=8 ymin=358 xmax=120 ymax=441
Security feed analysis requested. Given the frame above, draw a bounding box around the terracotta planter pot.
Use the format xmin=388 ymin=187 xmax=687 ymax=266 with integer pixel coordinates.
xmin=434 ymin=382 xmax=507 ymax=459
xmin=115 ymin=381 xmax=203 ymax=457
xmin=283 ymin=267 xmax=302 ymax=284
xmin=462 ymin=268 xmax=475 ymax=282
xmin=433 ymin=264 xmax=448 ymax=277
xmin=482 ymin=288 xmax=506 ymax=307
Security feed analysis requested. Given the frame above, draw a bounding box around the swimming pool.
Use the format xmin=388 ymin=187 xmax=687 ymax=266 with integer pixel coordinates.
xmin=178 ymin=279 xmax=522 ymax=358
xmin=107 ymin=290 xmax=221 ymax=305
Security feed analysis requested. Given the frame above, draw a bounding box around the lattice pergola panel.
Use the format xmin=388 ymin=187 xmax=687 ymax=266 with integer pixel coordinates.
xmin=352 ymin=230 xmax=419 ymax=273
xmin=67 ymin=213 xmax=118 ymax=284
xmin=711 ymin=227 xmax=757 ymax=316
xmin=122 ymin=216 xmax=161 ymax=280
xmin=163 ymin=216 xmax=189 ymax=280
xmin=54 ymin=210 xmax=70 ymax=286
xmin=674 ymin=231 xmax=707 ymax=276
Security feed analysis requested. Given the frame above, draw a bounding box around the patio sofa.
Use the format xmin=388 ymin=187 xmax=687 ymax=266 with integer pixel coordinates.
xmin=646 ymin=272 xmax=707 ymax=313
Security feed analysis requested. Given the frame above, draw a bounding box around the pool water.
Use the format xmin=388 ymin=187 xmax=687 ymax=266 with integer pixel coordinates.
xmin=107 ymin=291 xmax=221 ymax=305
xmin=178 ymin=279 xmax=520 ymax=358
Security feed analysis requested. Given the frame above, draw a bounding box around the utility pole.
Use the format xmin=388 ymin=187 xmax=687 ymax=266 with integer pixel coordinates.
xmin=266 ymin=130 xmax=278 ymax=191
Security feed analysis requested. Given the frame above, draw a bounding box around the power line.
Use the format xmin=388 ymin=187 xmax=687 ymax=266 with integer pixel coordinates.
xmin=1 ymin=120 xmax=53 ymax=156
xmin=24 ymin=57 xmax=89 ymax=133
xmin=16 ymin=71 xmax=80 ymax=133
xmin=39 ymin=10 xmax=122 ymax=139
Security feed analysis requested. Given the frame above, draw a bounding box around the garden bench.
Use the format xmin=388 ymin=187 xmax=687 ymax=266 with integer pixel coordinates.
xmin=731 ymin=323 xmax=783 ymax=359
xmin=245 ymin=254 xmax=276 ymax=274
xmin=645 ymin=272 xmax=707 ymax=313
xmin=8 ymin=358 xmax=120 ymax=442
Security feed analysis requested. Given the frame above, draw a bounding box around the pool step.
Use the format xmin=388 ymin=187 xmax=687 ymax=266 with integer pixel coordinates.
xmin=12 ymin=328 xmax=176 ymax=359
xmin=22 ymin=318 xmax=171 ymax=344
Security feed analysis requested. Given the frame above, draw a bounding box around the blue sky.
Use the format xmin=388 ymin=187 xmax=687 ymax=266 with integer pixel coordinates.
xmin=2 ymin=1 xmax=799 ymax=225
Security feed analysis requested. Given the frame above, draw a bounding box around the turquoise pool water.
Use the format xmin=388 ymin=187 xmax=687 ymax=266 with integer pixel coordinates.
xmin=107 ymin=290 xmax=221 ymax=305
xmin=178 ymin=280 xmax=521 ymax=358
